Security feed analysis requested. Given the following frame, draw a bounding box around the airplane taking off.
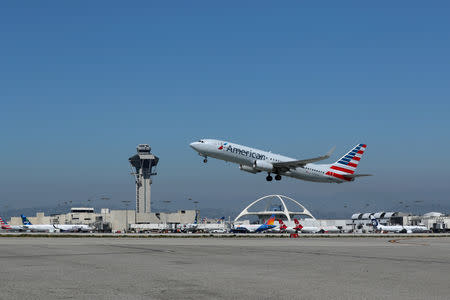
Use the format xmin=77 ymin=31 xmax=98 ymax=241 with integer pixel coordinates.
xmin=233 ymin=215 xmax=276 ymax=233
xmin=190 ymin=139 xmax=371 ymax=183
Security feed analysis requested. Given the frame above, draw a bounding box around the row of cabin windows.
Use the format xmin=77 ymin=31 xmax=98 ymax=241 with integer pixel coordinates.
xmin=305 ymin=167 xmax=326 ymax=174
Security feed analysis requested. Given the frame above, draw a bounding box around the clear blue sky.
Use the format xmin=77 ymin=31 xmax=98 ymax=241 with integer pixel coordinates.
xmin=1 ymin=1 xmax=449 ymax=216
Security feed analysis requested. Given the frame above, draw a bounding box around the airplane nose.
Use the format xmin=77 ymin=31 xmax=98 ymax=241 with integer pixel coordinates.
xmin=190 ymin=142 xmax=200 ymax=151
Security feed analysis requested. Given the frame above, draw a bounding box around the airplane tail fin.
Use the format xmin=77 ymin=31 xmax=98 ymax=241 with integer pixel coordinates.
xmin=278 ymin=219 xmax=287 ymax=230
xmin=293 ymin=218 xmax=303 ymax=230
xmin=194 ymin=211 xmax=198 ymax=224
xmin=20 ymin=214 xmax=32 ymax=225
xmin=370 ymin=215 xmax=379 ymax=227
xmin=265 ymin=215 xmax=276 ymax=226
xmin=0 ymin=217 xmax=11 ymax=229
xmin=326 ymin=144 xmax=368 ymax=181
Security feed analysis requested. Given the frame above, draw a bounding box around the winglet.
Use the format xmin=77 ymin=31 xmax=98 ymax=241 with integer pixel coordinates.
xmin=325 ymin=146 xmax=336 ymax=158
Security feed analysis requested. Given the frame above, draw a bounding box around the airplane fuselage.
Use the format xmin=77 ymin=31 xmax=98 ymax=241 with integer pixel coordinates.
xmin=23 ymin=224 xmax=93 ymax=233
xmin=375 ymin=224 xmax=428 ymax=233
xmin=234 ymin=223 xmax=276 ymax=233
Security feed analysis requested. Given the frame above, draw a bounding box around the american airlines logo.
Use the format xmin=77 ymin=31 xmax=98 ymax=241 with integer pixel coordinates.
xmin=218 ymin=142 xmax=227 ymax=150
xmin=222 ymin=144 xmax=266 ymax=160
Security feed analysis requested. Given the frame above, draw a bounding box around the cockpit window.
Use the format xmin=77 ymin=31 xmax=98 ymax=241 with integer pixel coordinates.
xmin=198 ymin=140 xmax=205 ymax=143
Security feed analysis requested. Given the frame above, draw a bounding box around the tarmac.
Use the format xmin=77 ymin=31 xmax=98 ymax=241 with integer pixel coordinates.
xmin=0 ymin=237 xmax=449 ymax=300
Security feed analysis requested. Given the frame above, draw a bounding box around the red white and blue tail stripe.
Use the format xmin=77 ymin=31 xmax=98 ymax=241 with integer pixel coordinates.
xmin=0 ymin=216 xmax=11 ymax=229
xmin=326 ymin=144 xmax=367 ymax=181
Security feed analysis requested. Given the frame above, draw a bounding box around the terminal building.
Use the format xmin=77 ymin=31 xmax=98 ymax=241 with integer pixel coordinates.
xmin=8 ymin=207 xmax=197 ymax=232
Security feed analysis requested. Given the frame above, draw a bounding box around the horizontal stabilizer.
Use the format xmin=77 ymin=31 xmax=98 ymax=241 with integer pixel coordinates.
xmin=342 ymin=174 xmax=373 ymax=179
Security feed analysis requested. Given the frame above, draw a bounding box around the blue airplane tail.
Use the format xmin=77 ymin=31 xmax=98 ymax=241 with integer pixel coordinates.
xmin=21 ymin=214 xmax=32 ymax=225
xmin=370 ymin=216 xmax=378 ymax=227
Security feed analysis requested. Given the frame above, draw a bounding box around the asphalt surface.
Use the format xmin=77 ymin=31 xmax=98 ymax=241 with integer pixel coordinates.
xmin=0 ymin=237 xmax=449 ymax=299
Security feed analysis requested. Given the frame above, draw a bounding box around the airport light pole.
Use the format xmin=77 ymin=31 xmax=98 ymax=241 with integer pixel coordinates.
xmin=3 ymin=204 xmax=8 ymax=220
xmin=163 ymin=200 xmax=171 ymax=230
xmin=193 ymin=201 xmax=199 ymax=223
xmin=95 ymin=195 xmax=111 ymax=231
xmin=122 ymin=200 xmax=131 ymax=233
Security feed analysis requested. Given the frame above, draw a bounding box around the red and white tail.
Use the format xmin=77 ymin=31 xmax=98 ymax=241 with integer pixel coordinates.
xmin=0 ymin=217 xmax=6 ymax=225
xmin=278 ymin=219 xmax=287 ymax=230
xmin=326 ymin=144 xmax=367 ymax=181
xmin=293 ymin=219 xmax=303 ymax=230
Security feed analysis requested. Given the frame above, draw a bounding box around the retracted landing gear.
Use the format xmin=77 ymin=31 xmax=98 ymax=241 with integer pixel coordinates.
xmin=266 ymin=173 xmax=273 ymax=181
xmin=275 ymin=174 xmax=282 ymax=181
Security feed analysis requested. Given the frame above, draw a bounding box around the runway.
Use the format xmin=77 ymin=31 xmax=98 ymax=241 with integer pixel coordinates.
xmin=0 ymin=237 xmax=449 ymax=299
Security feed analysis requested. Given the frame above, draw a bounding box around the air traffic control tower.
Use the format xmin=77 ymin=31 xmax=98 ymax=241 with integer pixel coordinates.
xmin=129 ymin=144 xmax=159 ymax=213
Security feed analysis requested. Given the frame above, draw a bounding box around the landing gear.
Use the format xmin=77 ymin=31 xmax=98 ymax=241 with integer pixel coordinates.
xmin=275 ymin=174 xmax=282 ymax=181
xmin=266 ymin=174 xmax=273 ymax=181
xmin=203 ymin=157 xmax=208 ymax=163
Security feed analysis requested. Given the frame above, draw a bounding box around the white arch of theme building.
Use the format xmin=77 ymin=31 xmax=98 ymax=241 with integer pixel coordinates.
xmin=234 ymin=194 xmax=316 ymax=222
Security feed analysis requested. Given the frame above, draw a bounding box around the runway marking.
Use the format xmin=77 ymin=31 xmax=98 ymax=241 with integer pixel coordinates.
xmin=0 ymin=245 xmax=176 ymax=260
xmin=388 ymin=238 xmax=429 ymax=246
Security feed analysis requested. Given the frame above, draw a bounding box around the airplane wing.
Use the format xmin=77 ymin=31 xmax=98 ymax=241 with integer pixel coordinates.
xmin=272 ymin=146 xmax=335 ymax=171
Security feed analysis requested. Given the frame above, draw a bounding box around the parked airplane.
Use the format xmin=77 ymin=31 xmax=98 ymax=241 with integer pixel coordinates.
xmin=190 ymin=139 xmax=371 ymax=183
xmin=293 ymin=219 xmax=340 ymax=233
xmin=370 ymin=216 xmax=428 ymax=233
xmin=180 ymin=211 xmax=200 ymax=232
xmin=233 ymin=215 xmax=276 ymax=233
xmin=276 ymin=219 xmax=298 ymax=233
xmin=21 ymin=215 xmax=93 ymax=233
xmin=0 ymin=216 xmax=24 ymax=231
xmin=293 ymin=219 xmax=319 ymax=233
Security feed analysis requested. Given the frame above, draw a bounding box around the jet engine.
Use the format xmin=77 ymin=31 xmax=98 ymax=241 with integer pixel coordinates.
xmin=239 ymin=165 xmax=261 ymax=174
xmin=253 ymin=160 xmax=273 ymax=172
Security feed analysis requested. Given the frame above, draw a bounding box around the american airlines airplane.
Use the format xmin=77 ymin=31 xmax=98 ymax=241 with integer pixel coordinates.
xmin=190 ymin=139 xmax=371 ymax=183
xmin=0 ymin=216 xmax=24 ymax=231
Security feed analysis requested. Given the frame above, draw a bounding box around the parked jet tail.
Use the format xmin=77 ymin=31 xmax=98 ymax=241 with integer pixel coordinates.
xmin=293 ymin=219 xmax=303 ymax=230
xmin=326 ymin=144 xmax=372 ymax=181
xmin=265 ymin=215 xmax=276 ymax=226
xmin=370 ymin=215 xmax=379 ymax=227
xmin=20 ymin=214 xmax=32 ymax=225
xmin=0 ymin=216 xmax=11 ymax=229
xmin=278 ymin=219 xmax=287 ymax=230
